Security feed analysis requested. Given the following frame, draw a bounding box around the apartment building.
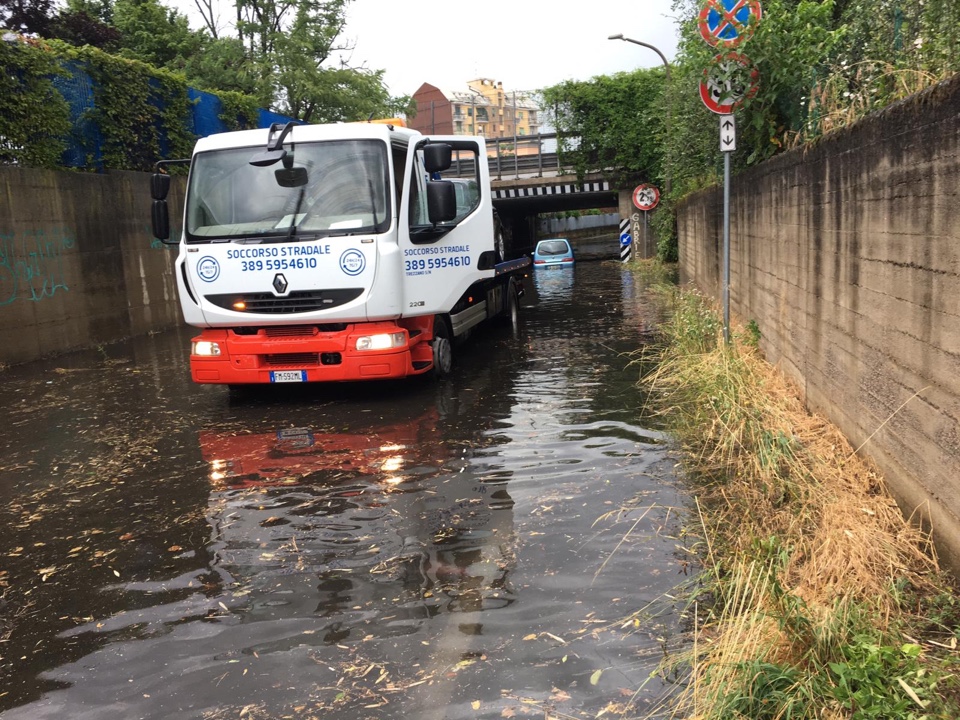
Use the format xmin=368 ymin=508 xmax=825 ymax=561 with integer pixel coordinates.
xmin=409 ymin=78 xmax=541 ymax=141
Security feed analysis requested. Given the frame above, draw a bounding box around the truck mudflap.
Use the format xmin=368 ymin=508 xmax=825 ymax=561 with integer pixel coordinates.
xmin=189 ymin=318 xmax=436 ymax=385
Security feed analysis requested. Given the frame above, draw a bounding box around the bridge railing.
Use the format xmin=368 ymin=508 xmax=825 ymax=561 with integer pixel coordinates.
xmin=448 ymin=132 xmax=573 ymax=180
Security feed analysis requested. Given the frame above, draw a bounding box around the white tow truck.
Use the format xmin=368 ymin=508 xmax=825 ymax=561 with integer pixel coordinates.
xmin=150 ymin=120 xmax=528 ymax=386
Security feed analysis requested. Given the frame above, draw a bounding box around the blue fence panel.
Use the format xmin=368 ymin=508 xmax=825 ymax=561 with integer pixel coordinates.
xmin=259 ymin=108 xmax=299 ymax=128
xmin=189 ymin=88 xmax=227 ymax=139
xmin=48 ymin=59 xmax=299 ymax=169
xmin=50 ymin=60 xmax=102 ymax=169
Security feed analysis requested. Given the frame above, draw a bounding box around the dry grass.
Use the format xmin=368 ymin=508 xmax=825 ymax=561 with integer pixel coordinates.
xmin=786 ymin=61 xmax=942 ymax=148
xmin=634 ymin=284 xmax=958 ymax=719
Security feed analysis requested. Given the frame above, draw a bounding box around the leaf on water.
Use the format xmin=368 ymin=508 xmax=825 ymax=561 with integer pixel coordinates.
xmin=39 ymin=566 xmax=57 ymax=581
xmin=590 ymin=669 xmax=603 ymax=686
xmin=168 ymin=546 xmax=182 ymax=552
xmin=522 ymin=634 xmax=537 ymax=641
xmin=219 ymin=602 xmax=229 ymax=612
xmin=119 ymin=533 xmax=135 ymax=541
xmin=502 ymin=709 xmax=516 ymax=718
xmin=113 ymin=569 xmax=120 ymax=577
xmin=471 ymin=701 xmax=481 ymax=710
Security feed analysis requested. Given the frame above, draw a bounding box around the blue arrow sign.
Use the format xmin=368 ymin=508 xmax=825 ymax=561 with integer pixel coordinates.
xmin=620 ymin=232 xmax=632 ymax=246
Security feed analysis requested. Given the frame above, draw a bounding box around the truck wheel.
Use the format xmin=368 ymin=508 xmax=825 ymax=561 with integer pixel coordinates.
xmin=431 ymin=317 xmax=453 ymax=377
xmin=501 ymin=279 xmax=520 ymax=330
xmin=493 ymin=211 xmax=507 ymax=263
xmin=507 ymin=285 xmax=519 ymax=330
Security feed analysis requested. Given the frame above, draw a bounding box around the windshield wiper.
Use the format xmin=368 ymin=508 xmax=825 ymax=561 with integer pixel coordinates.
xmin=286 ymin=186 xmax=306 ymax=240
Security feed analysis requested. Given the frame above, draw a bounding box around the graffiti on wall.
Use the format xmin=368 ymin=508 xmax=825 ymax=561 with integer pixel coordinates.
xmin=0 ymin=227 xmax=75 ymax=306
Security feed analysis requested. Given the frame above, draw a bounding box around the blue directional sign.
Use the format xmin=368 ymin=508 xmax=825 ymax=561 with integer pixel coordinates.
xmin=698 ymin=0 xmax=762 ymax=48
xmin=620 ymin=232 xmax=632 ymax=247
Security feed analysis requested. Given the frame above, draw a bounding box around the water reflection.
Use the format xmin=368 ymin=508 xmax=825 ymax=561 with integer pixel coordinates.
xmin=198 ymin=414 xmax=518 ymax=636
xmin=533 ymin=266 xmax=575 ymax=307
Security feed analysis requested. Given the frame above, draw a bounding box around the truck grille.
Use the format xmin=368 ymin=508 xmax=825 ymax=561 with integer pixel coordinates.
xmin=264 ymin=353 xmax=320 ymax=367
xmin=263 ymin=352 xmax=342 ymax=367
xmin=231 ymin=324 xmax=348 ymax=337
xmin=205 ymin=289 xmax=363 ymax=314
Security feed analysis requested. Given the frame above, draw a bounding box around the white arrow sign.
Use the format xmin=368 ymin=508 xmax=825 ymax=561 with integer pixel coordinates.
xmin=720 ymin=113 xmax=736 ymax=152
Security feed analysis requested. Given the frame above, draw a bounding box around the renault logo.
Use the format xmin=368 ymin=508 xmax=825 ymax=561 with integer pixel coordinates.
xmin=272 ymin=273 xmax=288 ymax=294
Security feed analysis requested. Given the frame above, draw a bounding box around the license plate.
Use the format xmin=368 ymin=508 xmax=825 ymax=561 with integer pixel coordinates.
xmin=270 ymin=370 xmax=307 ymax=383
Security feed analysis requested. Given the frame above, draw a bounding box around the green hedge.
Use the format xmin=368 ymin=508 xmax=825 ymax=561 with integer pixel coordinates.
xmin=0 ymin=34 xmax=263 ymax=171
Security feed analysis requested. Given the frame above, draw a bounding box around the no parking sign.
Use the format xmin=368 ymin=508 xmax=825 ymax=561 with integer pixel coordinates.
xmin=698 ymin=0 xmax=762 ymax=48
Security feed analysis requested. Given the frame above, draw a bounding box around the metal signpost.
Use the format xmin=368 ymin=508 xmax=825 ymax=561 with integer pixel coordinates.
xmin=697 ymin=0 xmax=762 ymax=344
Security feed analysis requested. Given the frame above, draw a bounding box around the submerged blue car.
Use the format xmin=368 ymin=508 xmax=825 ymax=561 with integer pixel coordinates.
xmin=533 ymin=238 xmax=575 ymax=268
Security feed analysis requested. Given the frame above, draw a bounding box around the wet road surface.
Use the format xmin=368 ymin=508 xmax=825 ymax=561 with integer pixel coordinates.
xmin=0 ymin=260 xmax=694 ymax=719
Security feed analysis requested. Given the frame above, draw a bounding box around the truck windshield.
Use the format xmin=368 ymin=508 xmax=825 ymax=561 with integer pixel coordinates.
xmin=185 ymin=140 xmax=391 ymax=242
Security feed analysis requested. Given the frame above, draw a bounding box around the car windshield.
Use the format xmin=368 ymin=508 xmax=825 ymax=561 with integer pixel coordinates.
xmin=185 ymin=140 xmax=391 ymax=242
xmin=538 ymin=240 xmax=570 ymax=256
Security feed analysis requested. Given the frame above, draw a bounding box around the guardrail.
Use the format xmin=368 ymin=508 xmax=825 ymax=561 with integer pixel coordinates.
xmin=449 ymin=132 xmax=569 ymax=180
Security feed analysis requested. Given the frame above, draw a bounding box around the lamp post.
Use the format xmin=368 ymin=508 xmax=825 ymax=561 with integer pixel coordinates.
xmin=608 ymin=33 xmax=672 ymax=195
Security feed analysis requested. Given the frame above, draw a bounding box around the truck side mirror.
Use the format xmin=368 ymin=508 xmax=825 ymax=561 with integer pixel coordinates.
xmin=151 ymin=173 xmax=170 ymax=201
xmin=152 ymin=200 xmax=170 ymax=241
xmin=423 ymin=143 xmax=452 ymax=174
xmin=427 ymin=181 xmax=456 ymax=224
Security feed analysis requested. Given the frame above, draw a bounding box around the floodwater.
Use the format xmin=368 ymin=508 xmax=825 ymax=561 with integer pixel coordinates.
xmin=0 ymin=260 xmax=695 ymax=719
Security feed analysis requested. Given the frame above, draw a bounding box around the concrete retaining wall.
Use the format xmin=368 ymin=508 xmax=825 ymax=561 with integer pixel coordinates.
xmin=677 ymin=74 xmax=960 ymax=571
xmin=0 ymin=168 xmax=186 ymax=366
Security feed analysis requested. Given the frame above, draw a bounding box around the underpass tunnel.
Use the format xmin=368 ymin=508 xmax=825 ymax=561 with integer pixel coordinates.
xmin=493 ymin=189 xmax=620 ymax=260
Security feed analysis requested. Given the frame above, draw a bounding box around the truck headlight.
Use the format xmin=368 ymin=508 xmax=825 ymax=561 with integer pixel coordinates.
xmin=356 ymin=332 xmax=406 ymax=351
xmin=192 ymin=340 xmax=222 ymax=356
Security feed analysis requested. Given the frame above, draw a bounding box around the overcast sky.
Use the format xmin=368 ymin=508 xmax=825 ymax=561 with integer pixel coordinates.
xmin=175 ymin=0 xmax=682 ymax=98
xmin=343 ymin=0 xmax=682 ymax=96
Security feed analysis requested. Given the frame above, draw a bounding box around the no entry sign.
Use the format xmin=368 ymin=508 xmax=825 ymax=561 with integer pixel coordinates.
xmin=699 ymin=52 xmax=759 ymax=114
xmin=698 ymin=0 xmax=762 ymax=48
xmin=632 ymin=184 xmax=660 ymax=211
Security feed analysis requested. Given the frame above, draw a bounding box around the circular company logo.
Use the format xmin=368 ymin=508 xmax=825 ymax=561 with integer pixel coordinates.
xmin=196 ymin=256 xmax=220 ymax=282
xmin=339 ymin=249 xmax=365 ymax=276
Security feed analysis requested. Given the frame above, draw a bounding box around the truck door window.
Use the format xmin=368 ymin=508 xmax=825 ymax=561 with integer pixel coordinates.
xmin=408 ymin=145 xmax=481 ymax=234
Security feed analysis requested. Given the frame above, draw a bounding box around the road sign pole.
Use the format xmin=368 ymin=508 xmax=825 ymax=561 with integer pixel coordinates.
xmin=644 ymin=210 xmax=648 ymax=257
xmin=722 ymin=151 xmax=731 ymax=345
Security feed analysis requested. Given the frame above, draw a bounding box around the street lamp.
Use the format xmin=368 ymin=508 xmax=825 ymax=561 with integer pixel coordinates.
xmin=608 ymin=33 xmax=672 ymax=194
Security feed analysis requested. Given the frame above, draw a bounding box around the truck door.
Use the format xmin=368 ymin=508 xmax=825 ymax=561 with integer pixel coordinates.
xmin=397 ymin=137 xmax=495 ymax=317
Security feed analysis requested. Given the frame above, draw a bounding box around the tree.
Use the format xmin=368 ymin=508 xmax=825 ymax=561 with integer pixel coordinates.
xmin=112 ymin=0 xmax=202 ymax=69
xmin=0 ymin=0 xmax=55 ymax=35
xmin=182 ymin=34 xmax=266 ymax=99
xmin=542 ymin=68 xmax=667 ymax=188
xmin=50 ymin=8 xmax=121 ymax=50
xmin=228 ymin=0 xmax=411 ymax=122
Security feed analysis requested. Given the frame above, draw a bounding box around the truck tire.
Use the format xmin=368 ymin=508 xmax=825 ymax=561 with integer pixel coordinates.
xmin=500 ymin=278 xmax=520 ymax=330
xmin=431 ymin=316 xmax=453 ymax=378
xmin=493 ymin=211 xmax=507 ymax=263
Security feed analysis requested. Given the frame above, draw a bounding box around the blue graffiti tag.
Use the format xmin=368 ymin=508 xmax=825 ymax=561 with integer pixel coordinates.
xmin=0 ymin=227 xmax=75 ymax=306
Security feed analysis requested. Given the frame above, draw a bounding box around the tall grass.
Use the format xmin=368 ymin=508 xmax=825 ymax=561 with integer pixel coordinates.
xmin=635 ymin=282 xmax=960 ymax=720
